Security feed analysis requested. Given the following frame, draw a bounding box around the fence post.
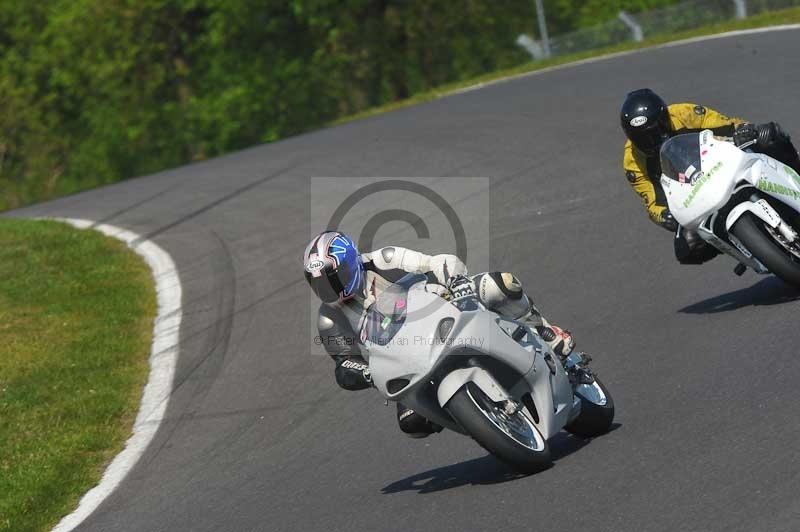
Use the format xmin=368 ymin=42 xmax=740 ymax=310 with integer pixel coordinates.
xmin=516 ymin=34 xmax=546 ymax=60
xmin=533 ymin=0 xmax=551 ymax=58
xmin=733 ymin=0 xmax=747 ymax=19
xmin=618 ymin=10 xmax=644 ymax=42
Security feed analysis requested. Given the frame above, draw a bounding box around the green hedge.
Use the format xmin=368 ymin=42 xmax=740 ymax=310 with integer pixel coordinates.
xmin=0 ymin=0 xmax=683 ymax=210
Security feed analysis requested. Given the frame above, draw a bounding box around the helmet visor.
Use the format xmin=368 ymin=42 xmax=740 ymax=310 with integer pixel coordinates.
xmin=630 ymin=113 xmax=672 ymax=155
xmin=305 ymin=268 xmax=345 ymax=303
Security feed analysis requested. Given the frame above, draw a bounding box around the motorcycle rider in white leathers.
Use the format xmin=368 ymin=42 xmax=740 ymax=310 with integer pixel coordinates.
xmin=303 ymin=231 xmax=576 ymax=438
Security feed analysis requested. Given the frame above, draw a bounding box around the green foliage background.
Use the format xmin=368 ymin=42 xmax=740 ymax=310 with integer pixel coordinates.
xmin=0 ymin=0 xmax=681 ymax=210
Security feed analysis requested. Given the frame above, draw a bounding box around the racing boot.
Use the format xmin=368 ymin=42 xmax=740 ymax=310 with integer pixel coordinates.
xmin=528 ymin=315 xmax=594 ymax=384
xmin=533 ymin=323 xmax=575 ymax=359
xmin=512 ymin=297 xmax=576 ymax=359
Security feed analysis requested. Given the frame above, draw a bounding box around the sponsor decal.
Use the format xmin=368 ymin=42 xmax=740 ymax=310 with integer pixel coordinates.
xmin=341 ymin=359 xmax=368 ymax=371
xmin=729 ymin=235 xmax=753 ymax=258
xmin=756 ymin=198 xmax=782 ymax=226
xmin=630 ymin=116 xmax=648 ymax=127
xmin=682 ymin=161 xmax=724 ymax=208
xmin=705 ymin=233 xmax=740 ymax=258
xmin=757 ymin=179 xmax=800 ymax=201
xmin=306 ymin=258 xmax=325 ymax=273
xmin=784 ymin=165 xmax=800 ymax=187
xmin=626 ymin=170 xmax=637 ymax=183
xmin=398 ymin=409 xmax=414 ymax=421
xmin=694 ymin=105 xmax=706 ymax=116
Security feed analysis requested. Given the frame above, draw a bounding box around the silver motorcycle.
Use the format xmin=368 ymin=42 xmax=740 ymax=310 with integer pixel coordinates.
xmin=362 ymin=273 xmax=614 ymax=473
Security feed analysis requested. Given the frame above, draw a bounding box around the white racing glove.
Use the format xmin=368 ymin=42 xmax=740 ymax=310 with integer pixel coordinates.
xmin=427 ymin=254 xmax=468 ymax=285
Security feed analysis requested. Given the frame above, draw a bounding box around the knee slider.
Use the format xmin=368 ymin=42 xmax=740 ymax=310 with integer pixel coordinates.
xmin=475 ymin=272 xmax=530 ymax=318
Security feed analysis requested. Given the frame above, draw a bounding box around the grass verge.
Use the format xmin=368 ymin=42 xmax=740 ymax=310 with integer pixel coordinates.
xmin=333 ymin=6 xmax=800 ymax=125
xmin=0 ymin=219 xmax=156 ymax=532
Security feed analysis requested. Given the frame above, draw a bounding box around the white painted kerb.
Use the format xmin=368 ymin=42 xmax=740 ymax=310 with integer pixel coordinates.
xmin=50 ymin=218 xmax=182 ymax=532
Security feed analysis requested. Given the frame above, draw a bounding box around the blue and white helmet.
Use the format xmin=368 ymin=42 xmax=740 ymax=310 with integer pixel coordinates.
xmin=303 ymin=231 xmax=364 ymax=303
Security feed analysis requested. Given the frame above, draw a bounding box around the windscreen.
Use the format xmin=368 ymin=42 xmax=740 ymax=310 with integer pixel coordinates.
xmin=363 ymin=273 xmax=426 ymax=346
xmin=660 ymin=133 xmax=702 ymax=183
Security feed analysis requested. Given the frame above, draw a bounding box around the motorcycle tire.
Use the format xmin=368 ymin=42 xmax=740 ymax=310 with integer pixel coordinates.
xmin=564 ymin=376 xmax=615 ymax=438
xmin=730 ymin=212 xmax=800 ymax=287
xmin=446 ymin=382 xmax=551 ymax=474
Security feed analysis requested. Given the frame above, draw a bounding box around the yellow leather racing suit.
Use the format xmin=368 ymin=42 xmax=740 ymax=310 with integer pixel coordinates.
xmin=623 ymin=103 xmax=745 ymax=229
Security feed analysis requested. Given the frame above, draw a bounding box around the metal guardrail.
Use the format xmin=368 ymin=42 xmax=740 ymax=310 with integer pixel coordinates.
xmin=518 ymin=0 xmax=800 ymax=60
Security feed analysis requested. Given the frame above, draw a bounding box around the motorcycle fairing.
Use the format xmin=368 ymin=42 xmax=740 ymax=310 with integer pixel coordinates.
xmin=663 ymin=130 xmax=800 ymax=231
xmin=661 ymin=131 xmax=750 ymax=229
xmin=363 ymin=277 xmax=574 ymax=440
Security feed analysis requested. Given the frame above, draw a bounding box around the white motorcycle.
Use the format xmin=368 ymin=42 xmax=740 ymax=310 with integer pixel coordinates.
xmin=661 ymin=129 xmax=800 ymax=286
xmin=361 ymin=273 xmax=614 ymax=473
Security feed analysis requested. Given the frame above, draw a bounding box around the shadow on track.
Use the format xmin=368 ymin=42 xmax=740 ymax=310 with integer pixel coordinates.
xmin=381 ymin=428 xmax=619 ymax=495
xmin=381 ymin=455 xmax=523 ymax=494
xmin=679 ymin=277 xmax=800 ymax=314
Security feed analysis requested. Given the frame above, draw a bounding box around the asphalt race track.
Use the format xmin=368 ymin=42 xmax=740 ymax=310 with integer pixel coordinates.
xmin=9 ymin=28 xmax=800 ymax=532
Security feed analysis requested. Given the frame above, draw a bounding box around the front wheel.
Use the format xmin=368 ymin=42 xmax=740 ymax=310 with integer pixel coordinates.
xmin=730 ymin=212 xmax=800 ymax=287
xmin=446 ymin=382 xmax=551 ymax=473
xmin=564 ymin=376 xmax=615 ymax=438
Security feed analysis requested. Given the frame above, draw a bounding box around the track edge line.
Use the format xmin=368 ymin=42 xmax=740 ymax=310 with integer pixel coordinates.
xmin=448 ymin=23 xmax=800 ymax=96
xmin=47 ymin=218 xmax=182 ymax=532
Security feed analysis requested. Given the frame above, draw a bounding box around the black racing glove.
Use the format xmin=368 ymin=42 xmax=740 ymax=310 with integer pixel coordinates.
xmin=734 ymin=122 xmax=782 ymax=149
xmin=733 ymin=123 xmax=758 ymax=148
xmin=446 ymin=274 xmax=475 ymax=299
xmin=660 ymin=209 xmax=678 ymax=232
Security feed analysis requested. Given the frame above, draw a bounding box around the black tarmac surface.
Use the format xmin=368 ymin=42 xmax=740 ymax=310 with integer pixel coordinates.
xmin=10 ymin=28 xmax=800 ymax=532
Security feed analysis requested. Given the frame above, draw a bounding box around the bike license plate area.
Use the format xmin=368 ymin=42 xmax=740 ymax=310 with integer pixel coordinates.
xmin=697 ymin=226 xmax=768 ymax=273
xmin=755 ymin=199 xmax=781 ymax=227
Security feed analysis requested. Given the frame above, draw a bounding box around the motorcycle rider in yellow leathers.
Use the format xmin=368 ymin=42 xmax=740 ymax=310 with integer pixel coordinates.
xmin=621 ymin=88 xmax=800 ymax=264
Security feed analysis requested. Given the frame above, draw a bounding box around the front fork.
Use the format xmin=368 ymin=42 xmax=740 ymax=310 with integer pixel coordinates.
xmin=696 ymin=223 xmax=769 ymax=274
xmin=563 ymin=351 xmax=595 ymax=386
xmin=694 ymin=191 xmax=777 ymax=274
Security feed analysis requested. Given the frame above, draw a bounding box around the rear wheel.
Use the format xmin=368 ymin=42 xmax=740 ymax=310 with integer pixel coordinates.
xmin=730 ymin=213 xmax=800 ymax=287
xmin=564 ymin=376 xmax=615 ymax=438
xmin=446 ymin=382 xmax=551 ymax=473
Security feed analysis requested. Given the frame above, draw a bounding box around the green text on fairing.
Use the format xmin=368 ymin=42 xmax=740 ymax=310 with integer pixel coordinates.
xmin=784 ymin=165 xmax=800 ymax=187
xmin=758 ymin=178 xmax=800 ymax=201
xmin=682 ymin=162 xmax=724 ymax=208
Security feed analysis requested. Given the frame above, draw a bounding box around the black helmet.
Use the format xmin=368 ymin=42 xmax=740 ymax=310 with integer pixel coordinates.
xmin=621 ymin=88 xmax=672 ymax=156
